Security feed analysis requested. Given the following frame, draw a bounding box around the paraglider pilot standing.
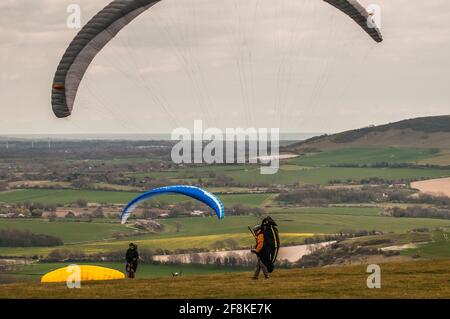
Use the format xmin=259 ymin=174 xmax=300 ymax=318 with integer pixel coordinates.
xmin=250 ymin=217 xmax=280 ymax=280
xmin=251 ymin=225 xmax=269 ymax=280
xmin=126 ymin=243 xmax=139 ymax=278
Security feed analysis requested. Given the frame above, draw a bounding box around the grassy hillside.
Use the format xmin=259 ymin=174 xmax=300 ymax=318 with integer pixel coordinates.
xmin=404 ymin=231 xmax=450 ymax=258
xmin=286 ymin=115 xmax=450 ymax=152
xmin=1 ymin=260 xmax=449 ymax=298
xmin=332 ymin=116 xmax=450 ymax=143
xmin=2 ymin=262 xmax=251 ymax=283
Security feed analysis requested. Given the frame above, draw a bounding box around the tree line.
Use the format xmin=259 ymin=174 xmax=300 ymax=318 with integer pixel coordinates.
xmin=386 ymin=206 xmax=450 ymax=220
xmin=277 ymin=186 xmax=450 ymax=206
xmin=0 ymin=229 xmax=63 ymax=247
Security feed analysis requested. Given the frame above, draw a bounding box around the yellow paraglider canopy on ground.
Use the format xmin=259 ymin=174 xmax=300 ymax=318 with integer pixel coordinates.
xmin=41 ymin=265 xmax=125 ymax=283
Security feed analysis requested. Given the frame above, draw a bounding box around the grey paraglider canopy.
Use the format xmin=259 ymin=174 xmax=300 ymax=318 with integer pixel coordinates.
xmin=323 ymin=0 xmax=383 ymax=43
xmin=51 ymin=0 xmax=382 ymax=118
xmin=52 ymin=0 xmax=161 ymax=118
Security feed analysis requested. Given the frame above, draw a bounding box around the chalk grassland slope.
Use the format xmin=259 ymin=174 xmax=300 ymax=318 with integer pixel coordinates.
xmin=286 ymin=116 xmax=450 ymax=152
xmin=1 ymin=260 xmax=449 ymax=298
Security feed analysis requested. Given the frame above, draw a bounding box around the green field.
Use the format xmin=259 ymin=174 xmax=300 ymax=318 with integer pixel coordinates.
xmin=1 ymin=260 xmax=449 ymax=298
xmin=268 ymin=206 xmax=383 ymax=216
xmin=0 ymin=189 xmax=271 ymax=207
xmin=128 ymin=165 xmax=251 ymax=180
xmin=6 ymin=150 xmax=445 ymax=196
xmin=0 ymin=232 xmax=310 ymax=257
xmin=215 ymin=193 xmax=272 ymax=207
xmin=419 ymin=153 xmax=450 ymax=165
xmin=0 ymin=189 xmax=140 ymax=205
xmin=2 ymin=212 xmax=450 ymax=257
xmin=225 ymin=166 xmax=450 ymax=185
xmin=55 ymin=232 xmax=310 ymax=255
xmin=342 ymin=232 xmax=432 ymax=247
xmin=0 ymin=219 xmax=136 ymax=244
xmin=404 ymin=231 xmax=450 ymax=258
xmin=2 ymin=145 xmax=450 ymax=260
xmin=3 ymin=209 xmax=448 ymax=243
xmin=125 ymin=164 xmax=450 ymax=186
xmin=289 ymin=147 xmax=439 ymax=166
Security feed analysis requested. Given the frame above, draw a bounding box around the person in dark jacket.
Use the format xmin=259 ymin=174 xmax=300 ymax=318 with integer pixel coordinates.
xmin=126 ymin=243 xmax=139 ymax=278
xmin=260 ymin=216 xmax=280 ymax=273
xmin=251 ymin=225 xmax=269 ymax=280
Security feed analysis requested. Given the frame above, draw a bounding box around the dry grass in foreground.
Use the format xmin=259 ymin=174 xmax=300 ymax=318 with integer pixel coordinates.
xmin=1 ymin=259 xmax=449 ymax=299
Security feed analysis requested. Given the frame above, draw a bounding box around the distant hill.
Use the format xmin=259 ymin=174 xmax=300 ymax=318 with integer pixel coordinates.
xmin=286 ymin=115 xmax=450 ymax=152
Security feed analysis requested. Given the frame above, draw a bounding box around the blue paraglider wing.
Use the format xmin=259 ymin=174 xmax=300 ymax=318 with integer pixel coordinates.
xmin=120 ymin=185 xmax=225 ymax=224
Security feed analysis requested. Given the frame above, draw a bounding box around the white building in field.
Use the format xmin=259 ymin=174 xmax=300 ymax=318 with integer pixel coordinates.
xmin=190 ymin=210 xmax=206 ymax=217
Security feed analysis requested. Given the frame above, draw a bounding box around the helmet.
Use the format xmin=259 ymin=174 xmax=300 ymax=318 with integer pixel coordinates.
xmin=262 ymin=216 xmax=277 ymax=227
xmin=252 ymin=225 xmax=261 ymax=233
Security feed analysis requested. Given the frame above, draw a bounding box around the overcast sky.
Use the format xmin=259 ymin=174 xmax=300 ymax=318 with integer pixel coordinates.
xmin=0 ymin=0 xmax=449 ymax=135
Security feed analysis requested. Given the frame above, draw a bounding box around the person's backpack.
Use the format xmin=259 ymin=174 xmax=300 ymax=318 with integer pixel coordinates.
xmin=261 ymin=216 xmax=280 ymax=273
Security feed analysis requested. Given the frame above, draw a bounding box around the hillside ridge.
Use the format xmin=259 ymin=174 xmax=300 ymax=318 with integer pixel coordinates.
xmin=286 ymin=115 xmax=450 ymax=151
